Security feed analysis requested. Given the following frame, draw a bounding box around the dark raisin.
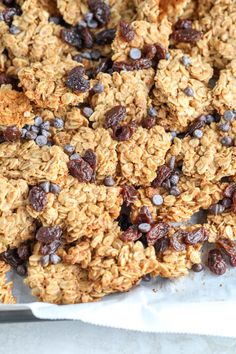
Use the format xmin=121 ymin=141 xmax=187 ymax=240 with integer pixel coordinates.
xmin=174 ymin=19 xmax=192 ymax=30
xmin=208 ymin=249 xmax=227 ymax=275
xmin=120 ymin=225 xmax=142 ymax=242
xmin=143 ymin=44 xmax=157 ymax=60
xmin=92 ymin=57 xmax=112 ymax=77
xmin=40 ymin=239 xmax=61 ymax=255
xmin=112 ymin=58 xmax=153 ymax=72
xmin=217 ymin=239 xmax=236 ymax=267
xmin=142 ymin=115 xmax=156 ymax=129
xmin=88 ymin=0 xmax=110 ymax=26
xmin=16 ymin=264 xmax=27 ymax=276
xmin=136 ymin=206 xmax=153 ymax=224
xmin=155 ymin=43 xmax=167 ymax=60
xmin=61 ymin=27 xmax=82 ymax=49
xmin=146 ymin=223 xmax=169 ymax=246
xmin=0 ymin=132 xmax=5 ymax=144
xmin=28 ymin=186 xmax=47 ymax=212
xmin=0 ymin=249 xmax=23 ymax=269
xmin=119 ymin=20 xmax=135 ymax=42
xmin=104 ymin=105 xmax=126 ymax=129
xmin=36 ymin=226 xmax=62 ymax=244
xmin=122 ymin=185 xmax=138 ymax=206
xmin=95 ymin=28 xmax=116 ymax=45
xmin=142 ymin=274 xmax=152 ymax=282
xmin=112 ymin=122 xmax=136 ymax=141
xmin=185 ymin=115 xmax=206 ymax=136
xmin=81 ymin=27 xmax=94 ymax=48
xmin=66 ymin=67 xmax=90 ymax=92
xmin=192 ymin=263 xmax=203 ymax=272
xmin=17 ymin=243 xmax=31 ymax=261
xmin=117 ymin=204 xmax=132 ymax=231
xmin=68 ymin=158 xmax=93 ymax=182
xmin=224 ymin=183 xmax=236 ymax=198
xmin=3 ymin=0 xmax=15 ymax=6
xmin=170 ymin=230 xmax=186 ymax=251
xmin=152 ymin=165 xmax=172 ymax=188
xmin=172 ymin=28 xmax=203 ymax=43
xmin=0 ymin=72 xmax=15 ymax=86
xmin=83 ymin=149 xmax=96 ymax=169
xmin=232 ymin=192 xmax=236 ymax=214
xmin=3 ymin=125 xmax=21 ymax=142
xmin=2 ymin=7 xmax=17 ymax=24
xmin=184 ymin=227 xmax=208 ymax=245
xmin=154 ymin=237 xmax=169 ymax=254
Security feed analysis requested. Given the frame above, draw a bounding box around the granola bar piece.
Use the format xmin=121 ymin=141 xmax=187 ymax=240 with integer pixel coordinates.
xmin=212 ymin=60 xmax=236 ymax=114
xmin=89 ymin=69 xmax=154 ymax=128
xmin=0 ymin=262 xmax=15 ymax=304
xmin=0 ymin=141 xmax=69 ymax=184
xmin=18 ymin=58 xmax=89 ymax=110
xmin=112 ymin=20 xmax=171 ymax=62
xmin=0 ymin=88 xmax=33 ymax=128
xmin=70 ymin=127 xmax=118 ymax=181
xmin=118 ymin=126 xmax=171 ymax=186
xmin=152 ymin=50 xmax=213 ymax=131
xmin=206 ymin=212 xmax=236 ymax=243
xmin=0 ymin=175 xmax=29 ymax=212
xmin=180 ymin=122 xmax=236 ymax=182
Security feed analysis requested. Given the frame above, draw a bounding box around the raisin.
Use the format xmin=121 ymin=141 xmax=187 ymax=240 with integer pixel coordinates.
xmin=185 ymin=115 xmax=206 ymax=136
xmin=146 ymin=223 xmax=169 ymax=246
xmin=119 ymin=20 xmax=135 ymax=42
xmin=83 ymin=149 xmax=96 ymax=169
xmin=136 ymin=206 xmax=153 ymax=224
xmin=28 ymin=186 xmax=47 ymax=212
xmin=208 ymin=249 xmax=227 ymax=275
xmin=0 ymin=72 xmax=14 ymax=86
xmin=2 ymin=7 xmax=17 ymax=24
xmin=36 ymin=226 xmax=62 ymax=245
xmin=17 ymin=243 xmax=31 ymax=261
xmin=3 ymin=0 xmax=15 ymax=6
xmin=232 ymin=192 xmax=236 ymax=214
xmin=40 ymin=240 xmax=61 ymax=255
xmin=152 ymin=165 xmax=172 ymax=188
xmin=122 ymin=185 xmax=138 ymax=206
xmin=184 ymin=227 xmax=208 ymax=245
xmin=120 ymin=225 xmax=142 ymax=242
xmin=154 ymin=237 xmax=169 ymax=254
xmin=170 ymin=230 xmax=186 ymax=251
xmin=142 ymin=115 xmax=156 ymax=129
xmin=112 ymin=58 xmax=153 ymax=72
xmin=143 ymin=44 xmax=157 ymax=60
xmin=117 ymin=204 xmax=132 ymax=231
xmin=224 ymin=183 xmax=236 ymax=198
xmin=68 ymin=158 xmax=93 ymax=182
xmin=66 ymin=67 xmax=90 ymax=92
xmin=172 ymin=29 xmax=203 ymax=43
xmin=3 ymin=125 xmax=21 ymax=142
xmin=104 ymin=105 xmax=126 ymax=129
xmin=61 ymin=27 xmax=82 ymax=49
xmin=16 ymin=264 xmax=27 ymax=276
xmin=92 ymin=57 xmax=112 ymax=77
xmin=88 ymin=0 xmax=110 ymax=26
xmin=217 ymin=239 xmax=236 ymax=267
xmin=112 ymin=122 xmax=136 ymax=141
xmin=155 ymin=43 xmax=166 ymax=60
xmin=0 ymin=132 xmax=5 ymax=144
xmin=95 ymin=28 xmax=116 ymax=45
xmin=174 ymin=19 xmax=192 ymax=30
xmin=81 ymin=27 xmax=94 ymax=48
xmin=0 ymin=249 xmax=23 ymax=269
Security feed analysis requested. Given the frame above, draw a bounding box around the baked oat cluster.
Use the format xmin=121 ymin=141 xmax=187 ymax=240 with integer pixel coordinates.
xmin=0 ymin=0 xmax=235 ymax=304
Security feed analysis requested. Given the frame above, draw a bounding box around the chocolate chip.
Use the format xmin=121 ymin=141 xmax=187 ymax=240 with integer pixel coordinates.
xmin=104 ymin=175 xmax=115 ymax=186
xmin=25 ymin=131 xmax=37 ymax=140
xmin=92 ymin=82 xmax=104 ymax=93
xmin=138 ymin=223 xmax=151 ymax=233
xmin=193 ymin=129 xmax=203 ymax=138
xmin=208 ymin=203 xmax=225 ymax=215
xmin=31 ymin=125 xmax=40 ymax=134
xmin=50 ymin=254 xmax=61 ymax=265
xmin=50 ymin=183 xmax=61 ymax=194
xmin=64 ymin=144 xmax=75 ymax=155
xmin=90 ymin=49 xmax=101 ymax=60
xmin=16 ymin=264 xmax=27 ymax=276
xmin=223 ymin=110 xmax=235 ymax=122
xmin=148 ymin=106 xmax=157 ymax=117
xmin=129 ymin=48 xmax=142 ymax=60
xmin=219 ymin=122 xmax=230 ymax=132
xmin=39 ymin=181 xmax=50 ymax=193
xmin=170 ymin=186 xmax=181 ymax=196
xmin=170 ymin=174 xmax=179 ymax=186
xmin=40 ymin=255 xmax=49 ymax=267
xmin=152 ymin=194 xmax=163 ymax=206
xmin=53 ymin=117 xmax=64 ymax=130
xmin=70 ymin=153 xmax=81 ymax=160
xmin=184 ymin=87 xmax=194 ymax=97
xmin=142 ymin=274 xmax=151 ymax=282
xmin=169 ymin=156 xmax=176 ymax=170
xmin=82 ymin=106 xmax=94 ymax=118
xmin=221 ymin=136 xmax=233 ymax=146
xmin=9 ymin=24 xmax=20 ymax=34
xmin=165 ymin=52 xmax=170 ymax=60
xmin=192 ymin=263 xmax=203 ymax=272
xmin=180 ymin=55 xmax=191 ymax=66
xmin=205 ymin=114 xmax=215 ymax=124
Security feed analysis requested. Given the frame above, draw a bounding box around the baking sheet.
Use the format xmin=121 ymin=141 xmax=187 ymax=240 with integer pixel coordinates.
xmin=2 ymin=267 xmax=236 ymax=336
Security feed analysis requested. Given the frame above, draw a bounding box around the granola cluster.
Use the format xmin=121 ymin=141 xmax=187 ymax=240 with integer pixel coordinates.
xmin=0 ymin=0 xmax=235 ymax=304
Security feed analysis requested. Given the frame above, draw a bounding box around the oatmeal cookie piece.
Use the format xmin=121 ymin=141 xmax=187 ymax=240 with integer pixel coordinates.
xmin=90 ymin=69 xmax=154 ymax=128
xmin=0 ymin=175 xmax=29 ymax=212
xmin=118 ymin=126 xmax=171 ymax=186
xmin=25 ymin=228 xmax=157 ymax=303
xmin=180 ymin=123 xmax=236 ymax=182
xmin=206 ymin=212 xmax=236 ymax=243
xmin=152 ymin=50 xmax=213 ymax=132
xmin=0 ymin=141 xmax=68 ymax=184
xmin=0 ymin=88 xmax=33 ymax=127
xmin=27 ymin=177 xmax=122 ymax=243
xmin=212 ymin=60 xmax=236 ymax=114
xmin=70 ymin=127 xmax=118 ymax=181
xmin=112 ymin=20 xmax=171 ymax=62
xmin=0 ymin=262 xmax=15 ymax=304
xmin=18 ymin=58 xmax=88 ymax=110
xmin=131 ymin=177 xmax=224 ymax=223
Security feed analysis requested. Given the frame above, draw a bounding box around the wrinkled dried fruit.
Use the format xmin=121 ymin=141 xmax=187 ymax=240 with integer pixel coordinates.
xmin=155 ymin=43 xmax=167 ymax=60
xmin=142 ymin=115 xmax=156 ymax=129
xmin=172 ymin=29 xmax=203 ymax=43
xmin=146 ymin=223 xmax=169 ymax=246
xmin=104 ymin=105 xmax=126 ymax=129
xmin=152 ymin=165 xmax=172 ymax=188
xmin=119 ymin=20 xmax=135 ymax=42
xmin=81 ymin=27 xmax=94 ymax=48
xmin=0 ymin=248 xmax=23 ymax=269
xmin=154 ymin=237 xmax=169 ymax=254
xmin=224 ymin=183 xmax=236 ymax=198
xmin=184 ymin=227 xmax=208 ymax=245
xmin=112 ymin=58 xmax=152 ymax=72
xmin=143 ymin=44 xmax=157 ymax=60
xmin=83 ymin=149 xmax=97 ymax=169
xmin=2 ymin=7 xmax=17 ymax=24
xmin=95 ymin=28 xmax=116 ymax=45
xmin=232 ymin=192 xmax=236 ymax=214
xmin=136 ymin=206 xmax=153 ymax=224
xmin=120 ymin=225 xmax=141 ymax=242
xmin=88 ymin=0 xmax=110 ymax=26
xmin=170 ymin=230 xmax=186 ymax=252
xmin=117 ymin=204 xmax=132 ymax=231
xmin=3 ymin=126 xmax=21 ymax=142
xmin=61 ymin=27 xmax=82 ymax=49
xmin=174 ymin=19 xmax=192 ymax=30
xmin=40 ymin=240 xmax=61 ymax=256
xmin=122 ymin=185 xmax=138 ymax=206
xmin=29 ymin=186 xmax=47 ymax=212
xmin=185 ymin=116 xmax=206 ymax=136
xmin=66 ymin=67 xmax=90 ymax=92
xmin=208 ymin=249 xmax=227 ymax=275
xmin=92 ymin=57 xmax=113 ymax=77
xmin=112 ymin=122 xmax=136 ymax=141
xmin=17 ymin=243 xmax=31 ymax=261
xmin=217 ymin=239 xmax=236 ymax=267
xmin=36 ymin=226 xmax=62 ymax=245
xmin=68 ymin=158 xmax=93 ymax=182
